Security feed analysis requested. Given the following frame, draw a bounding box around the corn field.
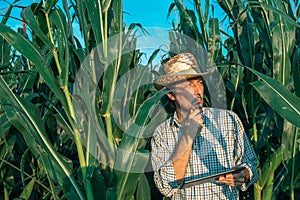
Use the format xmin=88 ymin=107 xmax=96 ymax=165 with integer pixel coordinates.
xmin=0 ymin=0 xmax=299 ymax=199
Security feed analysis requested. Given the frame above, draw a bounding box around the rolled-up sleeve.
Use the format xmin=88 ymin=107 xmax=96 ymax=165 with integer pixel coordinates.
xmin=235 ymin=114 xmax=259 ymax=191
xmin=151 ymin=128 xmax=180 ymax=197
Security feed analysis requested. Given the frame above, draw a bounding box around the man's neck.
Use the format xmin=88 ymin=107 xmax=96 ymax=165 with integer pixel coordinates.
xmin=175 ymin=108 xmax=189 ymax=124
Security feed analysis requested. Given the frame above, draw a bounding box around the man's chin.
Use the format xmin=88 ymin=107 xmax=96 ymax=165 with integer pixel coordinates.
xmin=192 ymin=102 xmax=203 ymax=109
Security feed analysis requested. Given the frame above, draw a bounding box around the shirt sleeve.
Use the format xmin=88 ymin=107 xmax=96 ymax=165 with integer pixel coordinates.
xmin=234 ymin=113 xmax=259 ymax=191
xmin=151 ymin=127 xmax=181 ymax=197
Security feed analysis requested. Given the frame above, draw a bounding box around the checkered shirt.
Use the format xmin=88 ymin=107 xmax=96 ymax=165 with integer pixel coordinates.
xmin=151 ymin=107 xmax=258 ymax=199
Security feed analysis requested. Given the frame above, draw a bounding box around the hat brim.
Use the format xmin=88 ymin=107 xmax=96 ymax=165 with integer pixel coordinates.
xmin=155 ymin=68 xmax=212 ymax=86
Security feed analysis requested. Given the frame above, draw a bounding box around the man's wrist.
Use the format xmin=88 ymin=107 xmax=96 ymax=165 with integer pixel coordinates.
xmin=181 ymin=125 xmax=202 ymax=140
xmin=180 ymin=129 xmax=196 ymax=145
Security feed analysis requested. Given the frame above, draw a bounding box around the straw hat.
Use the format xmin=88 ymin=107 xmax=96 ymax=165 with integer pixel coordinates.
xmin=155 ymin=53 xmax=211 ymax=86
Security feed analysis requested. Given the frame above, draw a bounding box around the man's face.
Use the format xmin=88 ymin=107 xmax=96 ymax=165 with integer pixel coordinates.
xmin=167 ymin=77 xmax=204 ymax=113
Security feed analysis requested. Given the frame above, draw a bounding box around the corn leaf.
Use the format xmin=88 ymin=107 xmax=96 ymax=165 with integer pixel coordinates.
xmin=0 ymin=76 xmax=84 ymax=199
xmin=216 ymin=0 xmax=237 ymax=20
xmin=246 ymin=67 xmax=300 ymax=128
xmin=49 ymin=7 xmax=70 ymax=86
xmin=269 ymin=0 xmax=294 ymax=85
xmin=74 ymin=0 xmax=89 ymax=49
xmin=72 ymin=59 xmax=115 ymax=162
xmin=85 ymin=0 xmax=103 ymax=44
xmin=136 ymin=174 xmax=151 ymax=200
xmin=91 ymin=168 xmax=106 ymax=199
xmin=249 ymin=1 xmax=273 ymax=59
xmin=257 ymin=146 xmax=283 ymax=190
xmin=19 ymin=179 xmax=35 ymax=200
xmin=0 ymin=134 xmax=15 ymax=162
xmin=1 ymin=2 xmax=13 ymax=25
xmin=249 ymin=1 xmax=300 ymax=29
xmin=21 ymin=6 xmax=54 ymax=50
xmin=173 ymin=0 xmax=203 ymax=46
xmin=208 ymin=18 xmax=220 ymax=62
xmin=282 ymin=121 xmax=298 ymax=160
xmin=0 ymin=24 xmax=69 ymax=115
xmin=44 ymin=0 xmax=59 ymax=14
xmin=0 ymin=36 xmax=11 ymax=68
xmin=292 ymin=46 xmax=300 ymax=97
xmin=115 ymin=89 xmax=167 ymax=200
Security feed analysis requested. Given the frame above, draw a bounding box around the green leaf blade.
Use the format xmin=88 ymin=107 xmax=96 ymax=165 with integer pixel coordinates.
xmin=247 ymin=67 xmax=300 ymax=128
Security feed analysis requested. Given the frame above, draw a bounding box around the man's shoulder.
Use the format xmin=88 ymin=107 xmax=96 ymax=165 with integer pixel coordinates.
xmin=203 ymin=107 xmax=241 ymax=122
xmin=156 ymin=116 xmax=174 ymax=127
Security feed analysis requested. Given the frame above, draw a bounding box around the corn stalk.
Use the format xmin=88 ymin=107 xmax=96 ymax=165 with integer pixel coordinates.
xmin=172 ymin=0 xmax=300 ymax=199
xmin=0 ymin=0 xmax=163 ymax=199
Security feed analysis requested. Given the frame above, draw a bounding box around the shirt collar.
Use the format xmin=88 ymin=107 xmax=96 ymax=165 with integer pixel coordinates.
xmin=170 ymin=111 xmax=181 ymax=127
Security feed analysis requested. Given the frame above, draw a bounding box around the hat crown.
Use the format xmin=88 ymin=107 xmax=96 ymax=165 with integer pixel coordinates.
xmin=155 ymin=52 xmax=210 ymax=86
xmin=164 ymin=53 xmax=199 ymax=75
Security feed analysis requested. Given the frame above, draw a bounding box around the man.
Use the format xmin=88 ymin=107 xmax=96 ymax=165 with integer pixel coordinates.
xmin=151 ymin=53 xmax=258 ymax=199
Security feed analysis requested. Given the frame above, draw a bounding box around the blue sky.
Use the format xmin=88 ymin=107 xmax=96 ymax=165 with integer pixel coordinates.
xmin=1 ymin=0 xmax=223 ymax=64
xmin=123 ymin=0 xmax=225 ymax=28
xmin=2 ymin=0 xmax=175 ymax=29
xmin=2 ymin=0 xmax=206 ymax=30
xmin=123 ymin=0 xmax=174 ymax=28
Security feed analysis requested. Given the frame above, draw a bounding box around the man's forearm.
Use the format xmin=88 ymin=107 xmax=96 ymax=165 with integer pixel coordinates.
xmin=171 ymin=109 xmax=203 ymax=181
xmin=172 ymin=135 xmax=193 ymax=181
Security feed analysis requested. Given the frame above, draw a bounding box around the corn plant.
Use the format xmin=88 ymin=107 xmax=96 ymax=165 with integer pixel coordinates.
xmin=0 ymin=0 xmax=166 ymax=199
xmin=169 ymin=0 xmax=300 ymax=199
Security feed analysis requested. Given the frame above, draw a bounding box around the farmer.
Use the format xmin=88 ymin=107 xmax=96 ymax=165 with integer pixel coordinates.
xmin=151 ymin=52 xmax=258 ymax=199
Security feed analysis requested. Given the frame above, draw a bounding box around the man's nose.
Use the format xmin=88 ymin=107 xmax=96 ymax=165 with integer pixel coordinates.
xmin=193 ymin=84 xmax=202 ymax=95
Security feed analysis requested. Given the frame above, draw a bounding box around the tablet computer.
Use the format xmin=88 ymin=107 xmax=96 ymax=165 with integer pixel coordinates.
xmin=180 ymin=165 xmax=246 ymax=189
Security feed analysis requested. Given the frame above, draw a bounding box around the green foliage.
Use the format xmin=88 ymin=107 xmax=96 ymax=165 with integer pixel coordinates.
xmin=169 ymin=0 xmax=300 ymax=199
xmin=1 ymin=0 xmax=300 ymax=199
xmin=0 ymin=0 xmax=161 ymax=199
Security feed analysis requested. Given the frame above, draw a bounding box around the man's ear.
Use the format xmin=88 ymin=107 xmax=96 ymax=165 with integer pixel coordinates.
xmin=166 ymin=92 xmax=176 ymax=101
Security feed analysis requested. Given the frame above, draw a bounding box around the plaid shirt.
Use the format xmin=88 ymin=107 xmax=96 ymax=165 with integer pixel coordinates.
xmin=151 ymin=107 xmax=258 ymax=199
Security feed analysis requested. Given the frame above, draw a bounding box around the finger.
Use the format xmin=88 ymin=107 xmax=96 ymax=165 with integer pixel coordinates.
xmin=217 ymin=174 xmax=245 ymax=186
xmin=188 ymin=110 xmax=203 ymax=126
xmin=230 ymin=173 xmax=246 ymax=185
xmin=192 ymin=110 xmax=203 ymax=121
xmin=189 ymin=109 xmax=202 ymax=118
xmin=183 ymin=109 xmax=201 ymax=124
xmin=216 ymin=175 xmax=234 ymax=183
xmin=216 ymin=176 xmax=235 ymax=186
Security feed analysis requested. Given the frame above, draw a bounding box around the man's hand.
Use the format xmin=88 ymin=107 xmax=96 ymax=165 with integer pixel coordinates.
xmin=181 ymin=109 xmax=203 ymax=140
xmin=216 ymin=168 xmax=250 ymax=186
xmin=174 ymin=108 xmax=204 ymax=157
